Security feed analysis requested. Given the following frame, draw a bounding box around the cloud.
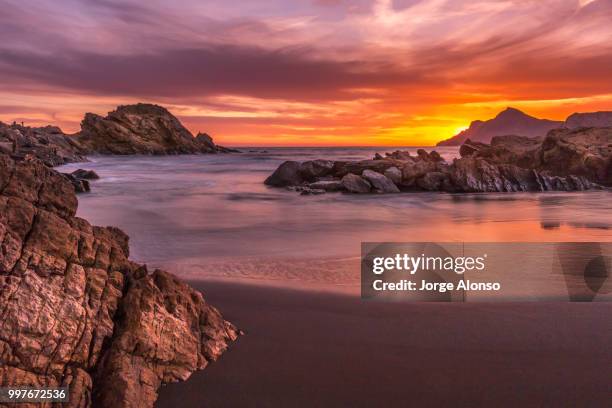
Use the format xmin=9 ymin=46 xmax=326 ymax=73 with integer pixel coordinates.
xmin=1 ymin=0 xmax=611 ymax=144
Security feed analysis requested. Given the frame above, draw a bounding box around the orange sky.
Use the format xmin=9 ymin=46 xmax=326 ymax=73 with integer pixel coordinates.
xmin=1 ymin=0 xmax=611 ymax=146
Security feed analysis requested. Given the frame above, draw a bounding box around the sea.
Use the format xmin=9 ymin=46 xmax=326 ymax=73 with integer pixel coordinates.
xmin=57 ymin=147 xmax=612 ymax=296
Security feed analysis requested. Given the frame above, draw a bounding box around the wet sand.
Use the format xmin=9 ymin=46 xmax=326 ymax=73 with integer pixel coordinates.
xmin=156 ymin=281 xmax=612 ymax=407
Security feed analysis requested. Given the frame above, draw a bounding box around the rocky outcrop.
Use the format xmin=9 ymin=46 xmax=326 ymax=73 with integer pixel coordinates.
xmin=76 ymin=104 xmax=234 ymax=155
xmin=266 ymin=127 xmax=610 ymax=194
xmin=437 ymin=107 xmax=563 ymax=146
xmin=0 ymin=122 xmax=87 ymax=166
xmin=565 ymin=111 xmax=612 ymax=129
xmin=0 ymin=153 xmax=239 ymax=408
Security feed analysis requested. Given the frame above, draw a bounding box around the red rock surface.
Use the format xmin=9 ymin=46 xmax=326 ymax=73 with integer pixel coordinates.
xmin=0 ymin=154 xmax=239 ymax=408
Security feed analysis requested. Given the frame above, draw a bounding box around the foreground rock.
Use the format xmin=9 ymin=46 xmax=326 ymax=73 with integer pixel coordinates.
xmin=0 ymin=153 xmax=239 ymax=407
xmin=265 ymin=127 xmax=610 ymax=194
xmin=77 ymin=104 xmax=235 ymax=155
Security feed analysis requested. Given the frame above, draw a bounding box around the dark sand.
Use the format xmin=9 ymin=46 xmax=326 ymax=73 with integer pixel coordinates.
xmin=156 ymin=281 xmax=611 ymax=408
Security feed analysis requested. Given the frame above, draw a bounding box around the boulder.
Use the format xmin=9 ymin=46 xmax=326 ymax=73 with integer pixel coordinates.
xmin=71 ymin=169 xmax=100 ymax=179
xmin=341 ymin=173 xmax=371 ymax=193
xmin=264 ymin=161 xmax=303 ymax=187
xmin=299 ymin=160 xmax=335 ymax=180
xmin=362 ymin=169 xmax=400 ymax=193
xmin=383 ymin=167 xmax=402 ymax=185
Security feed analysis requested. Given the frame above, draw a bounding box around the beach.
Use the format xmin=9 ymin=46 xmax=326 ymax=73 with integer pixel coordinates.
xmin=156 ymin=280 xmax=612 ymax=407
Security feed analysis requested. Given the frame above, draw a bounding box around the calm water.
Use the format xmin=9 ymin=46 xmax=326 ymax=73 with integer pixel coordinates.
xmin=58 ymin=147 xmax=612 ymax=292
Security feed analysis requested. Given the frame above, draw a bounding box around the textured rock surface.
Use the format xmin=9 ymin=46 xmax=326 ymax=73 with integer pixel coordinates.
xmin=362 ymin=170 xmax=400 ymax=193
xmin=76 ymin=104 xmax=233 ymax=155
xmin=565 ymin=111 xmax=612 ymax=129
xmin=264 ymin=161 xmax=303 ymax=187
xmin=266 ymin=127 xmax=609 ymax=193
xmin=0 ymin=122 xmax=86 ymax=166
xmin=0 ymin=154 xmax=238 ymax=408
xmin=341 ymin=174 xmax=371 ymax=193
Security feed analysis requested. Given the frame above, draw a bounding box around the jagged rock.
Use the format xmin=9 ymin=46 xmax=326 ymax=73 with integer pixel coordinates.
xmin=383 ymin=167 xmax=402 ymax=185
xmin=0 ymin=122 xmax=86 ymax=166
xmin=264 ymin=161 xmax=303 ymax=187
xmin=362 ymin=170 xmax=400 ymax=193
xmin=373 ymin=153 xmax=384 ymax=160
xmin=72 ymin=169 xmax=100 ymax=180
xmin=341 ymin=173 xmax=371 ymax=193
xmin=76 ymin=104 xmax=232 ymax=155
xmin=309 ymin=180 xmax=344 ymax=191
xmin=299 ymin=160 xmax=334 ymax=181
xmin=534 ymin=127 xmax=612 ymax=186
xmin=0 ymin=153 xmax=238 ymax=408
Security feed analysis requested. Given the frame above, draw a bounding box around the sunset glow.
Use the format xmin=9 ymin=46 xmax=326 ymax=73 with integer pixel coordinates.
xmin=1 ymin=0 xmax=611 ymax=146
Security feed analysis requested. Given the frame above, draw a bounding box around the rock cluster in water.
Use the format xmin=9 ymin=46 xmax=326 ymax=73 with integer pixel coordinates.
xmin=0 ymin=153 xmax=240 ymax=408
xmin=266 ymin=128 xmax=611 ymax=193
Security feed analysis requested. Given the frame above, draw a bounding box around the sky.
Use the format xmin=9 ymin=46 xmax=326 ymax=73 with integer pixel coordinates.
xmin=1 ymin=0 xmax=611 ymax=146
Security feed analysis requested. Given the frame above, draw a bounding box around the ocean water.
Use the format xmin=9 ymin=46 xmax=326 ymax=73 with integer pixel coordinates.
xmin=57 ymin=147 xmax=612 ymax=293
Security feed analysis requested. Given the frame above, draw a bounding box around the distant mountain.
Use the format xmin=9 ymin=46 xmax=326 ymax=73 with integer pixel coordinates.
xmin=565 ymin=111 xmax=612 ymax=128
xmin=437 ymin=108 xmax=563 ymax=146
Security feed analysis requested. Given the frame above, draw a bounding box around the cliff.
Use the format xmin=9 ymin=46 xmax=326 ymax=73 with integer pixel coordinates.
xmin=0 ymin=153 xmax=239 ymax=408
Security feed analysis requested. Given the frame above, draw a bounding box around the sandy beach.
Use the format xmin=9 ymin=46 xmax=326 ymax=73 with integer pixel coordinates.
xmin=156 ymin=281 xmax=612 ymax=407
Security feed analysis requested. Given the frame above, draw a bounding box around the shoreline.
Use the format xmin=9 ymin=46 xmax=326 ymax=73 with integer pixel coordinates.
xmin=156 ymin=280 xmax=612 ymax=407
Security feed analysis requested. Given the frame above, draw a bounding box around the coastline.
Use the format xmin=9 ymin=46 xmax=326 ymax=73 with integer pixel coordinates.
xmin=157 ymin=280 xmax=612 ymax=407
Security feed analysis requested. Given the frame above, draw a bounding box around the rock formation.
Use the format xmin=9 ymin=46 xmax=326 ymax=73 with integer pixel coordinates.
xmin=437 ymin=107 xmax=563 ymax=146
xmin=0 ymin=122 xmax=87 ymax=166
xmin=266 ymin=128 xmax=611 ymax=194
xmin=0 ymin=153 xmax=239 ymax=408
xmin=565 ymin=111 xmax=612 ymax=129
xmin=76 ymin=104 xmax=235 ymax=155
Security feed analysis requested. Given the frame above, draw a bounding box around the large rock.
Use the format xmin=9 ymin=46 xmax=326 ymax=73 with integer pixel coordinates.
xmin=71 ymin=169 xmax=100 ymax=180
xmin=76 ymin=104 xmax=231 ymax=155
xmin=341 ymin=173 xmax=371 ymax=193
xmin=534 ymin=127 xmax=612 ymax=186
xmin=383 ymin=167 xmax=402 ymax=185
xmin=299 ymin=160 xmax=334 ymax=181
xmin=264 ymin=161 xmax=303 ymax=187
xmin=362 ymin=170 xmax=400 ymax=193
xmin=0 ymin=153 xmax=238 ymax=408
